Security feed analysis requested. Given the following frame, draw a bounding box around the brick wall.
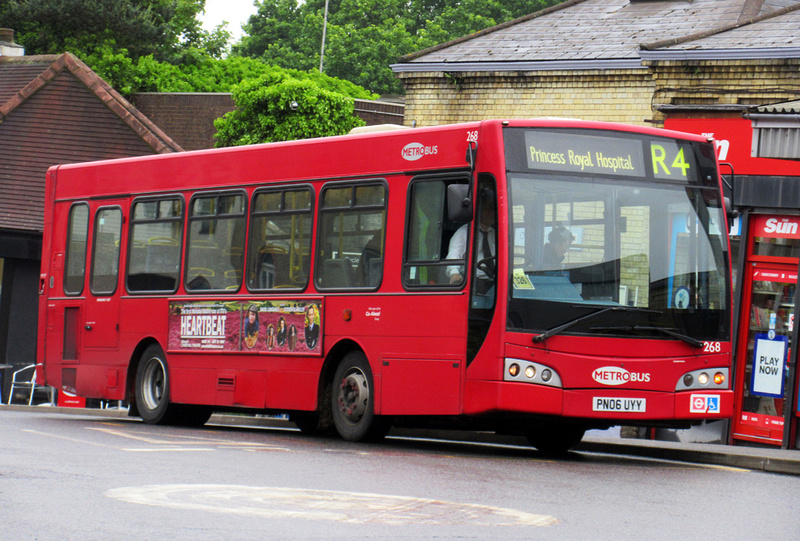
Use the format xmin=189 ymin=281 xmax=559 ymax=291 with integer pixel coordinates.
xmin=647 ymin=59 xmax=800 ymax=123
xmin=353 ymin=99 xmax=405 ymax=126
xmin=397 ymin=70 xmax=656 ymax=127
xmin=132 ymin=94 xmax=406 ymax=151
xmin=397 ymin=60 xmax=800 ymax=128
xmin=131 ymin=93 xmax=235 ymax=151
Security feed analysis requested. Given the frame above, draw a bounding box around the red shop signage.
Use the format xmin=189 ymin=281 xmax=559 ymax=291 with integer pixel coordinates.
xmin=665 ymin=117 xmax=800 ymax=177
xmin=751 ymin=215 xmax=800 ymax=240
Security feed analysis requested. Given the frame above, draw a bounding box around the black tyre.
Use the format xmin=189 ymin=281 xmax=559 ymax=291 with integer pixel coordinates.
xmin=526 ymin=423 xmax=586 ymax=455
xmin=290 ymin=411 xmax=326 ymax=435
xmin=331 ymin=351 xmax=389 ymax=442
xmin=135 ymin=344 xmax=175 ymax=425
xmin=173 ymin=404 xmax=213 ymax=427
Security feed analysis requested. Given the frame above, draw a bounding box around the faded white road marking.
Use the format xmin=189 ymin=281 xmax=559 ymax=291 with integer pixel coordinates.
xmin=105 ymin=484 xmax=558 ymax=526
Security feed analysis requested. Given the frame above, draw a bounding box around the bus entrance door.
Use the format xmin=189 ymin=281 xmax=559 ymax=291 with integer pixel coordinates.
xmin=83 ymin=204 xmax=124 ymax=350
xmin=84 ymin=296 xmax=120 ymax=349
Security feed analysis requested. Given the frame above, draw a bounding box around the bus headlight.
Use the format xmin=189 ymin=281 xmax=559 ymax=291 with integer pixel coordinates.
xmin=525 ymin=366 xmax=536 ymax=379
xmin=676 ymin=368 xmax=729 ymax=391
xmin=504 ymin=358 xmax=562 ymax=388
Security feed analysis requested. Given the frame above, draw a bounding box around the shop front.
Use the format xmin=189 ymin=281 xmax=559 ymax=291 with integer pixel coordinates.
xmin=733 ymin=216 xmax=798 ymax=447
xmin=666 ymin=116 xmax=800 ymax=448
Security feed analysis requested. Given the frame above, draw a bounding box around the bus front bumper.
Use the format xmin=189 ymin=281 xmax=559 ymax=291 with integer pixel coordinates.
xmin=464 ymin=380 xmax=734 ymax=421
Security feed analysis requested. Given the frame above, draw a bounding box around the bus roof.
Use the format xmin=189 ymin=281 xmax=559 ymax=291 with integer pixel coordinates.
xmin=49 ymin=119 xmax=711 ymax=200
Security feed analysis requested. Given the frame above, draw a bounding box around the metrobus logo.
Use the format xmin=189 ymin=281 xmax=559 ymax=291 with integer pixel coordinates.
xmin=401 ymin=142 xmax=438 ymax=161
xmin=592 ymin=366 xmax=651 ymax=386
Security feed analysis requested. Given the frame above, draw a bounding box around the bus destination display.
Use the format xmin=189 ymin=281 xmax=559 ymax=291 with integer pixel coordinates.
xmin=524 ymin=130 xmax=694 ymax=180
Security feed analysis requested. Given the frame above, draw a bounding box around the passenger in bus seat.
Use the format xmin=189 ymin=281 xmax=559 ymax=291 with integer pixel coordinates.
xmin=187 ymin=274 xmax=211 ymax=290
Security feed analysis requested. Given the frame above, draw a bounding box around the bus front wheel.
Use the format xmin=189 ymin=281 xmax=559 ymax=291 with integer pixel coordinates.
xmin=135 ymin=345 xmax=174 ymax=425
xmin=331 ymin=352 xmax=389 ymax=442
xmin=526 ymin=423 xmax=585 ymax=455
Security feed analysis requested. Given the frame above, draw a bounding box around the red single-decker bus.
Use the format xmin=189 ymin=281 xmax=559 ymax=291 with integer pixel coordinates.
xmin=37 ymin=119 xmax=733 ymax=452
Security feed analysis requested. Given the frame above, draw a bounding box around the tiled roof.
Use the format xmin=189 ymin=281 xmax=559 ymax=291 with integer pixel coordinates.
xmin=0 ymin=53 xmax=183 ymax=233
xmin=0 ymin=53 xmax=183 ymax=153
xmin=0 ymin=58 xmax=50 ymax=103
xmin=398 ymin=0 xmax=800 ymax=66
xmin=644 ymin=2 xmax=800 ymax=51
xmin=752 ymin=99 xmax=800 ymax=113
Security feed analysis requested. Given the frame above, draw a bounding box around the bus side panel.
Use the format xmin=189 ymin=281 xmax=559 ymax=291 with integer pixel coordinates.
xmin=323 ymin=295 xmax=468 ymax=416
xmin=380 ymin=357 xmax=463 ymax=415
xmin=266 ymin=369 xmax=320 ymax=410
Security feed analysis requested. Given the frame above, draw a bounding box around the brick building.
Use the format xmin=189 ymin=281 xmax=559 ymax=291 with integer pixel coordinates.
xmin=391 ymin=0 xmax=800 ymax=128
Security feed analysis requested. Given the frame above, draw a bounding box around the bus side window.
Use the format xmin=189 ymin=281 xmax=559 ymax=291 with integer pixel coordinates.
xmin=403 ymin=177 xmax=469 ymax=288
xmin=247 ymin=187 xmax=313 ymax=291
xmin=185 ymin=192 xmax=246 ymax=292
xmin=90 ymin=207 xmax=122 ymax=295
xmin=127 ymin=198 xmax=183 ymax=293
xmin=316 ymin=182 xmax=386 ymax=290
xmin=64 ymin=203 xmax=90 ymax=296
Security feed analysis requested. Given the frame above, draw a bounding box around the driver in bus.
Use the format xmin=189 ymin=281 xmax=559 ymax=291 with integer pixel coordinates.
xmin=446 ymin=190 xmax=496 ymax=294
xmin=542 ymin=224 xmax=574 ymax=269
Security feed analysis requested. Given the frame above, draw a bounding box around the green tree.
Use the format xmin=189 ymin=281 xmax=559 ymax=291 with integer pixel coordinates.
xmin=0 ymin=0 xmax=229 ymax=61
xmin=213 ymin=76 xmax=366 ymax=146
xmin=235 ymin=0 xmax=568 ymax=95
xmin=82 ymin=45 xmax=377 ymax=98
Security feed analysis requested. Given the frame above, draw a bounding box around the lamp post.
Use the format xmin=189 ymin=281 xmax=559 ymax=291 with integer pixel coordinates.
xmin=319 ymin=0 xmax=330 ymax=73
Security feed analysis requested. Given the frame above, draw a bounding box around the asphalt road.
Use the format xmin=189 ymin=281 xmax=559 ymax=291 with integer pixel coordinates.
xmin=3 ymin=409 xmax=799 ymax=540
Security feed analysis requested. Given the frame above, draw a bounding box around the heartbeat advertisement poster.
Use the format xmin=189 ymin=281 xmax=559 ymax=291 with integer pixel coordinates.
xmin=168 ymin=299 xmax=322 ymax=355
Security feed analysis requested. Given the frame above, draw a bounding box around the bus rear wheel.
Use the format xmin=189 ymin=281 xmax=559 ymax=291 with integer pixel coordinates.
xmin=135 ymin=344 xmax=175 ymax=425
xmin=331 ymin=352 xmax=389 ymax=442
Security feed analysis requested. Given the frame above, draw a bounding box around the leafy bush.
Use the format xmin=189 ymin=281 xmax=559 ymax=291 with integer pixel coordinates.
xmin=214 ymin=77 xmax=366 ymax=146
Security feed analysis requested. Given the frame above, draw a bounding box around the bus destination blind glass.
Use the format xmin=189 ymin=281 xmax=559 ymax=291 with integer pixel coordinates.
xmin=168 ymin=299 xmax=322 ymax=355
xmin=524 ymin=131 xmax=694 ymax=181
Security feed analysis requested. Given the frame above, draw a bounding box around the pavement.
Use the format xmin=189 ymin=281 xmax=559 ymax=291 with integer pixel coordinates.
xmin=4 ymin=404 xmax=800 ymax=476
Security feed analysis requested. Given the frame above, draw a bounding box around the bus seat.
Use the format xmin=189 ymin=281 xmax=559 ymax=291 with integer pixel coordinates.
xmin=224 ymin=269 xmax=242 ymax=288
xmin=367 ymin=257 xmax=383 ymax=287
xmin=320 ymin=258 xmax=354 ymax=288
xmin=148 ymin=237 xmax=178 ymax=245
xmin=145 ymin=244 xmax=179 ymax=274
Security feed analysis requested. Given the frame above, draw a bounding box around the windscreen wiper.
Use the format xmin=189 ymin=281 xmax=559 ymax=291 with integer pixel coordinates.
xmin=588 ymin=325 xmax=704 ymax=348
xmin=532 ymin=305 xmax=661 ymax=344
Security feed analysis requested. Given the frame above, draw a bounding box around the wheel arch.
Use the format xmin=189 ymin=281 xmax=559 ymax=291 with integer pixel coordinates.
xmin=125 ymin=337 xmax=166 ymax=415
xmin=318 ymin=339 xmax=364 ymax=403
